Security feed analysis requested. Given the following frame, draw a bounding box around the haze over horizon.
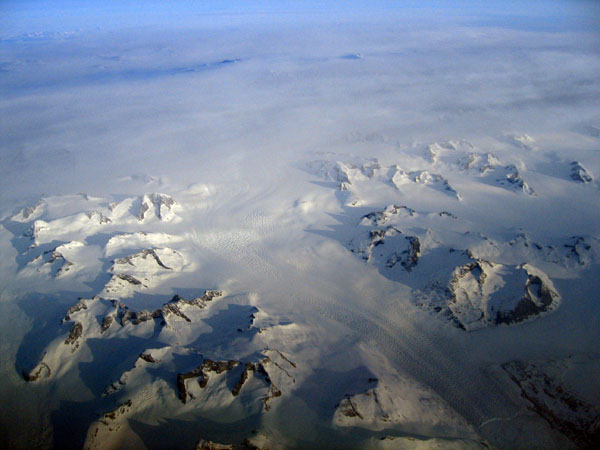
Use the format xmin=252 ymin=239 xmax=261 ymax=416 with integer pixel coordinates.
xmin=1 ymin=1 xmax=599 ymax=449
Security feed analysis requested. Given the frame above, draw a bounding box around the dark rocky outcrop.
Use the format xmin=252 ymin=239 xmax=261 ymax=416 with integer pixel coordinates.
xmin=416 ymin=257 xmax=560 ymax=331
xmin=113 ymin=249 xmax=172 ymax=270
xmin=22 ymin=362 xmax=51 ymax=382
xmin=139 ymin=353 xmax=157 ymax=363
xmin=64 ymin=321 xmax=83 ymax=350
xmin=459 ymin=152 xmax=501 ymax=174
xmin=115 ymin=274 xmax=142 ymax=285
xmin=62 ymin=299 xmax=88 ymax=323
xmin=177 ymin=355 xmax=283 ymax=410
xmin=497 ymin=164 xmax=535 ymax=195
xmin=116 ymin=291 xmax=223 ymax=328
xmin=503 ymin=361 xmax=600 ymax=449
xmin=564 ymin=236 xmax=592 ymax=266
xmin=388 ymin=235 xmax=421 ymax=271
xmin=495 ymin=274 xmax=558 ymax=325
xmin=439 ymin=211 xmax=457 ymax=219
xmin=85 ymin=210 xmax=112 ymax=224
xmin=352 ymin=226 xmax=421 ymax=272
xmin=121 ymin=308 xmax=162 ymax=325
xmin=137 ymin=202 xmax=150 ymax=221
xmin=177 ymin=359 xmax=239 ymax=403
xmin=100 ymin=315 xmax=114 ymax=333
xmin=102 ymin=399 xmax=133 ymax=422
xmin=13 ymin=199 xmax=45 ymax=222
xmin=361 ymin=205 xmax=416 ymax=226
xmin=336 ymin=396 xmax=364 ymax=419
xmin=137 ymin=193 xmax=177 ymax=221
xmin=31 ymin=245 xmax=77 ymax=278
xmin=196 ymin=438 xmax=264 ymax=450
xmin=391 ymin=169 xmax=461 ymax=199
xmin=570 ymin=161 xmax=593 ymax=183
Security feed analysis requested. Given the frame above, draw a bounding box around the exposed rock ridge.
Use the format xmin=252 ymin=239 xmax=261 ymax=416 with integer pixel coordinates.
xmin=85 ymin=210 xmax=112 ymax=224
xmin=496 ymin=164 xmax=535 ymax=195
xmin=416 ymin=257 xmax=560 ymax=331
xmin=137 ymin=193 xmax=177 ymax=221
xmin=64 ymin=321 xmax=83 ymax=351
xmin=177 ymin=354 xmax=289 ymax=410
xmin=22 ymin=362 xmax=51 ymax=382
xmin=11 ymin=199 xmax=45 ymax=222
xmin=390 ymin=168 xmax=461 ymax=199
xmin=458 ymin=152 xmax=535 ymax=195
xmin=337 ymin=395 xmax=364 ymax=419
xmin=113 ymin=290 xmax=223 ymax=328
xmin=361 ymin=204 xmax=416 ymax=226
xmin=351 ymin=226 xmax=421 ymax=272
xmin=62 ymin=298 xmax=88 ymax=323
xmin=113 ymin=248 xmax=172 ymax=270
xmin=570 ymin=161 xmax=593 ymax=183
xmin=503 ymin=361 xmax=600 ymax=448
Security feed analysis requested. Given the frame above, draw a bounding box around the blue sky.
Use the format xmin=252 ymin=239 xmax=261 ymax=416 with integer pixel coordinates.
xmin=2 ymin=0 xmax=599 ymax=36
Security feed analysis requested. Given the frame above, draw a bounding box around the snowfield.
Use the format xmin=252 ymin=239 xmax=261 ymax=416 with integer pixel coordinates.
xmin=1 ymin=2 xmax=600 ymax=449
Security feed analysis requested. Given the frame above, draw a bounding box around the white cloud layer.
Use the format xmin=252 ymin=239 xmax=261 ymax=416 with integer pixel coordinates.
xmin=1 ymin=2 xmax=599 ymax=449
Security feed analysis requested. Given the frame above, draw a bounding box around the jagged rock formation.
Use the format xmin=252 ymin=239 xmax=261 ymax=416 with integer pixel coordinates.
xmin=139 ymin=352 xmax=157 ymax=363
xmin=563 ymin=236 xmax=593 ymax=266
xmin=458 ymin=152 xmax=535 ymax=195
xmin=177 ymin=359 xmax=239 ymax=403
xmin=361 ymin=204 xmax=416 ymax=227
xmin=113 ymin=248 xmax=173 ymax=270
xmin=103 ymin=351 xmax=161 ymax=396
xmin=570 ymin=161 xmax=593 ymax=183
xmin=62 ymin=298 xmax=88 ymax=323
xmin=137 ymin=193 xmax=177 ymax=222
xmin=503 ymin=233 xmax=596 ymax=269
xmin=415 ymin=259 xmax=560 ymax=331
xmin=102 ymin=399 xmax=133 ymax=422
xmin=23 ymin=221 xmax=48 ymax=248
xmin=85 ymin=210 xmax=112 ymax=224
xmin=458 ymin=152 xmax=502 ymax=174
xmin=449 ymin=261 xmax=559 ymax=330
xmin=390 ymin=168 xmax=461 ymax=199
xmin=22 ymin=362 xmax=51 ymax=382
xmin=25 ymin=291 xmax=223 ymax=386
xmin=503 ymin=360 xmax=600 ymax=448
xmin=337 ymin=395 xmax=364 ymax=419
xmin=309 ymin=159 xmax=382 ymax=186
xmin=104 ymin=231 xmax=183 ymax=256
xmin=196 ymin=434 xmax=270 ymax=450
xmin=102 ymin=274 xmax=144 ymax=297
xmin=308 ymin=159 xmax=461 ymax=200
xmin=47 ymin=250 xmax=74 ymax=277
xmin=496 ymin=164 xmax=535 ymax=195
xmin=426 ymin=140 xmax=475 ymax=164
xmin=350 ymin=226 xmax=421 ymax=272
xmin=366 ymin=435 xmax=489 ymax=449
xmin=111 ymin=291 xmax=223 ymax=328
xmin=495 ymin=273 xmax=561 ymax=325
xmin=64 ymin=321 xmax=83 ymax=351
xmin=102 ymin=247 xmax=185 ymax=298
xmin=11 ymin=199 xmax=45 ymax=222
xmin=439 ymin=211 xmax=457 ymax=219
xmin=21 ymin=241 xmax=82 ymax=278
xmin=86 ymin=398 xmax=135 ymax=447
xmin=333 ymin=376 xmax=476 ymax=434
xmin=196 ymin=441 xmax=237 ymax=450
xmin=100 ymin=315 xmax=113 ymax=333
xmin=507 ymin=232 xmax=543 ymax=251
xmin=177 ymin=353 xmax=290 ymax=410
